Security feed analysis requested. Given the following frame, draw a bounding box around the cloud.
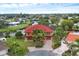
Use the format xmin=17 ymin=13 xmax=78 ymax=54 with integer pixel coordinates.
xmin=0 ymin=3 xmax=79 ymax=14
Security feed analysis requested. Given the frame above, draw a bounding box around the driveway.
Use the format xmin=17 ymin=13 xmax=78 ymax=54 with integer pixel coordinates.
xmin=53 ymin=40 xmax=69 ymax=55
xmin=27 ymin=40 xmax=59 ymax=56
xmin=27 ymin=50 xmax=59 ymax=56
xmin=27 ymin=40 xmax=69 ymax=56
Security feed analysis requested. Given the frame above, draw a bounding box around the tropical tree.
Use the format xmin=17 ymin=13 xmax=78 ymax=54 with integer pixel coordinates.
xmin=52 ymin=27 xmax=67 ymax=49
xmin=50 ymin=16 xmax=59 ymax=25
xmin=32 ymin=30 xmax=45 ymax=48
xmin=6 ymin=37 xmax=29 ymax=56
xmin=61 ymin=19 xmax=74 ymax=31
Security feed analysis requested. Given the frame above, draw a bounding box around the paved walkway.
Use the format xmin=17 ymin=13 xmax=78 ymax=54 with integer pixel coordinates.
xmin=53 ymin=40 xmax=69 ymax=55
xmin=43 ymin=40 xmax=52 ymax=49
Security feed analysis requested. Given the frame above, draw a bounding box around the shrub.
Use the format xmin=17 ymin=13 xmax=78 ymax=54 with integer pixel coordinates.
xmin=15 ymin=31 xmax=23 ymax=39
xmin=62 ymin=50 xmax=71 ymax=56
xmin=52 ymin=41 xmax=61 ymax=49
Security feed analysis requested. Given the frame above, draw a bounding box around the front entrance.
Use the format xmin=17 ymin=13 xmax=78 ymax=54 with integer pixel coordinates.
xmin=45 ymin=36 xmax=52 ymax=40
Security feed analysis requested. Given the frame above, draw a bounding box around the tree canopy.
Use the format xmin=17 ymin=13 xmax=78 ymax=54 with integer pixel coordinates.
xmin=52 ymin=27 xmax=67 ymax=49
xmin=61 ymin=19 xmax=74 ymax=30
xmin=6 ymin=37 xmax=29 ymax=56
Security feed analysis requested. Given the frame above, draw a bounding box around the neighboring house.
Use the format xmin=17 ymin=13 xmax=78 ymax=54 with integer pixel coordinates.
xmin=0 ymin=41 xmax=8 ymax=56
xmin=66 ymin=31 xmax=79 ymax=43
xmin=32 ymin=18 xmax=39 ymax=23
xmin=49 ymin=24 xmax=56 ymax=30
xmin=16 ymin=18 xmax=27 ymax=22
xmin=25 ymin=24 xmax=53 ymax=40
xmin=0 ymin=16 xmax=6 ymax=20
xmin=75 ymin=16 xmax=79 ymax=18
xmin=17 ymin=30 xmax=25 ymax=35
xmin=48 ymin=19 xmax=52 ymax=24
xmin=68 ymin=16 xmax=73 ymax=19
xmin=74 ymin=22 xmax=79 ymax=26
xmin=8 ymin=22 xmax=20 ymax=26
xmin=73 ymin=23 xmax=79 ymax=31
xmin=32 ymin=21 xmax=38 ymax=25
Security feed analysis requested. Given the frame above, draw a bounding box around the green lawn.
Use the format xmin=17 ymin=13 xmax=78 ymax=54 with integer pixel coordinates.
xmin=6 ymin=18 xmax=15 ymax=22
xmin=0 ymin=24 xmax=28 ymax=32
xmin=6 ymin=37 xmax=26 ymax=47
xmin=6 ymin=37 xmax=34 ymax=47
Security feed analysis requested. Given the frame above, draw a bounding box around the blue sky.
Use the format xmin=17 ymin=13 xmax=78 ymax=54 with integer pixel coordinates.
xmin=0 ymin=3 xmax=79 ymax=14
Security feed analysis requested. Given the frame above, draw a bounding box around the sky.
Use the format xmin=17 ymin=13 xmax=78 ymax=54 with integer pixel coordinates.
xmin=0 ymin=3 xmax=79 ymax=14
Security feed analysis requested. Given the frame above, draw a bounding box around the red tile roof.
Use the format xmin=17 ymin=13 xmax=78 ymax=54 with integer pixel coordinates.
xmin=66 ymin=32 xmax=79 ymax=43
xmin=25 ymin=24 xmax=53 ymax=33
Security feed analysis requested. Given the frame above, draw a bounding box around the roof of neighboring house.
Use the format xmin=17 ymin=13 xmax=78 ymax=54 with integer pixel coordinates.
xmin=25 ymin=24 xmax=53 ymax=33
xmin=0 ymin=41 xmax=8 ymax=51
xmin=66 ymin=32 xmax=79 ymax=43
xmin=74 ymin=22 xmax=79 ymax=26
xmin=8 ymin=22 xmax=20 ymax=25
